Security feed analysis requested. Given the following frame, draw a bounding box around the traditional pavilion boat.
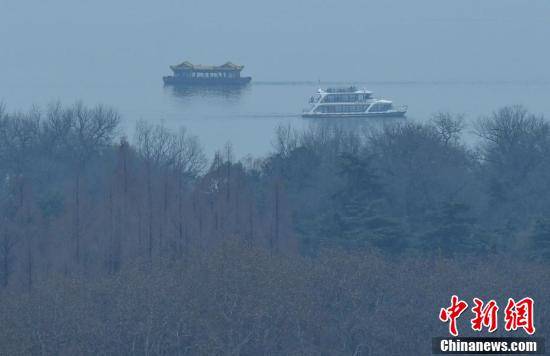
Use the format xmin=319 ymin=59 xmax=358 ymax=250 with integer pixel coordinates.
xmin=163 ymin=61 xmax=252 ymax=86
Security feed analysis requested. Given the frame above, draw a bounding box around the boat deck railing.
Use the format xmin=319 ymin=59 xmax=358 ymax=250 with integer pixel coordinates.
xmin=325 ymin=86 xmax=358 ymax=93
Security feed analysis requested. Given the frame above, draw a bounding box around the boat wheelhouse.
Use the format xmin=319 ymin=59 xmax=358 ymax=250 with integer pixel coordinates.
xmin=302 ymin=86 xmax=407 ymax=118
xmin=163 ymin=61 xmax=252 ymax=86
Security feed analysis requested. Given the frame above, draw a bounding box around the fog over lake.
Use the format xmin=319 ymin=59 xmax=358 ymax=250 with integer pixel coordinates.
xmin=1 ymin=0 xmax=549 ymax=157
xmin=2 ymin=3 xmax=550 ymax=353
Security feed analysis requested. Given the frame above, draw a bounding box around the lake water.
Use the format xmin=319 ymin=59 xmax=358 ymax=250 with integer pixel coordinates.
xmin=3 ymin=0 xmax=550 ymax=158
xmin=3 ymin=79 xmax=550 ymax=158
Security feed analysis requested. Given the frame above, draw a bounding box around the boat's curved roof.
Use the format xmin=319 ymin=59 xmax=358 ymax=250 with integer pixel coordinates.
xmin=170 ymin=61 xmax=244 ymax=72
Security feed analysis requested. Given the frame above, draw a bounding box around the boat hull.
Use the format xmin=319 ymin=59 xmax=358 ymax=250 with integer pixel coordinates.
xmin=163 ymin=76 xmax=252 ymax=86
xmin=301 ymin=110 xmax=407 ymax=119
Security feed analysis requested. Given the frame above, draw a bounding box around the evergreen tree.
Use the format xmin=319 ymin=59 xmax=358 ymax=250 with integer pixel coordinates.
xmin=421 ymin=202 xmax=483 ymax=255
xmin=529 ymin=218 xmax=550 ymax=260
xmin=334 ymin=153 xmax=407 ymax=252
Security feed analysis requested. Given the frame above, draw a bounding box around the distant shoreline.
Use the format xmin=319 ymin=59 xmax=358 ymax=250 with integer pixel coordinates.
xmin=253 ymin=80 xmax=550 ymax=86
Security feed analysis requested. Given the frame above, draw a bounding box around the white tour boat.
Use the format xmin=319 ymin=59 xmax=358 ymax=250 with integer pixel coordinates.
xmin=302 ymin=86 xmax=407 ymax=118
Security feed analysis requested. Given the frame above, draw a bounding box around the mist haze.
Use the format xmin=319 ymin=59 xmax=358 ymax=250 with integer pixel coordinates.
xmin=2 ymin=0 xmax=550 ymax=83
xmin=1 ymin=1 xmax=550 ymax=355
xmin=2 ymin=0 xmax=550 ymax=157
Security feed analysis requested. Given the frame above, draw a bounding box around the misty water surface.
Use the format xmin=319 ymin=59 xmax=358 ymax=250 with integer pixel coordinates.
xmin=1 ymin=0 xmax=549 ymax=157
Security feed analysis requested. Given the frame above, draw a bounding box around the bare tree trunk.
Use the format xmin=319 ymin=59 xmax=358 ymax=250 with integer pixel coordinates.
xmin=21 ymin=179 xmax=34 ymax=290
xmin=108 ymin=189 xmax=115 ymax=274
xmin=248 ymin=201 xmax=254 ymax=247
xmin=159 ymin=170 xmax=169 ymax=258
xmin=273 ymin=181 xmax=280 ymax=253
xmin=1 ymin=246 xmax=9 ymax=288
xmin=138 ymin=206 xmax=143 ymax=254
xmin=75 ymin=172 xmax=81 ymax=265
xmin=0 ymin=229 xmax=14 ymax=288
xmin=119 ymin=142 xmax=128 ymax=271
xmin=147 ymin=164 xmax=153 ymax=263
xmin=226 ymin=163 xmax=231 ymax=204
xmin=177 ymin=174 xmax=184 ymax=258
xmin=26 ymin=237 xmax=33 ymax=291
xmin=235 ymin=175 xmax=241 ymax=230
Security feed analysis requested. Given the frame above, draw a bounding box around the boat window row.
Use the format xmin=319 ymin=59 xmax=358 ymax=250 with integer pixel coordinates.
xmin=326 ymin=87 xmax=358 ymax=93
xmin=175 ymin=71 xmax=239 ymax=78
xmin=314 ymin=105 xmax=369 ymax=113
xmin=322 ymin=94 xmax=370 ymax=103
xmin=369 ymin=103 xmax=393 ymax=112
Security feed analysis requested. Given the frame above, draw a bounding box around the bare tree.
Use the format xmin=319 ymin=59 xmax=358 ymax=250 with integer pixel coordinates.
xmin=431 ymin=111 xmax=465 ymax=145
xmin=43 ymin=102 xmax=120 ymax=266
xmin=134 ymin=122 xmax=205 ymax=261
xmin=0 ymin=219 xmax=17 ymax=288
xmin=475 ymin=105 xmax=550 ymax=224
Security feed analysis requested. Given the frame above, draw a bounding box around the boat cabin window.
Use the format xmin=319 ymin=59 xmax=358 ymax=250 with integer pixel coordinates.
xmin=322 ymin=94 xmax=360 ymax=103
xmin=314 ymin=104 xmax=369 ymax=113
xmin=314 ymin=106 xmax=325 ymax=113
xmin=369 ymin=103 xmax=392 ymax=112
xmin=309 ymin=94 xmax=321 ymax=103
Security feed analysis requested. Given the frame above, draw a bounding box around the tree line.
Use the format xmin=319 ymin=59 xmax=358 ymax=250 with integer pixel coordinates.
xmin=0 ymin=102 xmax=549 ymax=354
xmin=270 ymin=106 xmax=550 ymax=260
xmin=0 ymin=102 xmax=298 ymax=289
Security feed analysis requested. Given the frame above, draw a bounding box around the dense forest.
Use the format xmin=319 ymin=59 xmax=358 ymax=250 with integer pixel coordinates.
xmin=0 ymin=102 xmax=549 ymax=354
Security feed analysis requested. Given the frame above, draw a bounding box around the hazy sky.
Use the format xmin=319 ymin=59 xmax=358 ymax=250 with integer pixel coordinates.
xmin=2 ymin=0 xmax=549 ymax=84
